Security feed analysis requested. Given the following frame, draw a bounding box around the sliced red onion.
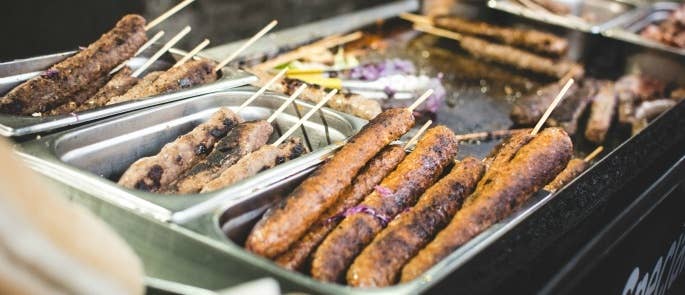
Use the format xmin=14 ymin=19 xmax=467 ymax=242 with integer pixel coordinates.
xmin=374 ymin=185 xmax=394 ymax=197
xmin=324 ymin=205 xmax=391 ymax=226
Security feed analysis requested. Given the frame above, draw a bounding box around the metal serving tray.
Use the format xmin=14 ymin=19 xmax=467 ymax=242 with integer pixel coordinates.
xmin=17 ymin=88 xmax=366 ymax=222
xmin=0 ymin=46 xmax=255 ymax=137
xmin=603 ymin=2 xmax=685 ymax=57
xmin=487 ymin=0 xmax=645 ymax=33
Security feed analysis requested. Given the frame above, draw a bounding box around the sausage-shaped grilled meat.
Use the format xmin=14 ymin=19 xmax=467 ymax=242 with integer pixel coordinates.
xmin=200 ymin=138 xmax=307 ymax=193
xmin=46 ymin=75 xmax=110 ymax=116
xmin=75 ymin=66 xmax=139 ymax=112
xmin=510 ymin=81 xmax=580 ymax=126
xmin=118 ymin=108 xmax=242 ymax=192
xmin=249 ymin=69 xmax=382 ymax=120
xmin=311 ymin=126 xmax=458 ymax=283
xmin=274 ymin=145 xmax=407 ymax=271
xmin=107 ymin=71 xmax=163 ymax=105
xmin=543 ymin=158 xmax=588 ymax=192
xmin=401 ymin=127 xmax=572 ymax=282
xmin=0 ymin=15 xmax=147 ymax=115
xmin=459 ymin=35 xmax=582 ymax=79
xmin=433 ymin=16 xmax=569 ymax=56
xmin=245 ymin=108 xmax=415 ymax=258
xmin=169 ymin=120 xmax=274 ymax=194
xmin=347 ymin=157 xmax=485 ymax=287
xmin=585 ymin=81 xmax=616 ymax=144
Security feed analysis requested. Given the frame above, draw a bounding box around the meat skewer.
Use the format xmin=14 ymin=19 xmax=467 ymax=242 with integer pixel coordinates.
xmin=118 ymin=108 xmax=242 ymax=192
xmin=510 ymin=80 xmax=580 ymax=126
xmin=273 ymin=121 xmax=432 ymax=271
xmin=544 ymin=146 xmax=603 ymax=192
xmin=531 ymin=79 xmax=575 ymax=136
xmin=347 ymin=157 xmax=485 ymax=287
xmin=174 ymin=39 xmax=211 ymax=68
xmin=244 ymin=91 xmax=433 ymax=259
xmin=0 ymin=15 xmax=148 ymax=115
xmin=131 ymin=26 xmax=192 ymax=78
xmin=401 ymin=127 xmax=573 ymax=282
xmin=200 ymin=87 xmax=334 ymax=193
xmin=411 ymin=23 xmax=581 ymax=79
xmin=110 ymin=30 xmax=166 ymax=75
xmin=169 ymin=84 xmax=307 ymax=194
xmin=311 ymin=125 xmax=459 ymax=283
xmin=254 ymin=31 xmax=362 ymax=71
xmin=585 ymin=81 xmax=616 ymax=144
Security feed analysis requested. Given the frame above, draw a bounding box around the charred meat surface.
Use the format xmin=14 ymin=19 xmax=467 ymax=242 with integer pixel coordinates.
xmin=47 ymin=75 xmax=110 ymax=115
xmin=311 ymin=126 xmax=458 ymax=283
xmin=585 ymin=81 xmax=616 ymax=144
xmin=118 ymin=108 xmax=242 ymax=192
xmin=274 ymin=145 xmax=407 ymax=271
xmin=401 ymin=127 xmax=572 ymax=282
xmin=200 ymin=138 xmax=307 ymax=193
xmin=0 ymin=15 xmax=147 ymax=115
xmin=245 ymin=108 xmax=415 ymax=259
xmin=347 ymin=157 xmax=484 ymax=287
xmin=170 ymin=120 xmax=274 ymax=194
xmin=75 ymin=66 xmax=139 ymax=112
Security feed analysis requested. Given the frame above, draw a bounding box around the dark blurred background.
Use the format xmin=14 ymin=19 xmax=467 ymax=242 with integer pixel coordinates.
xmin=0 ymin=0 xmax=395 ymax=62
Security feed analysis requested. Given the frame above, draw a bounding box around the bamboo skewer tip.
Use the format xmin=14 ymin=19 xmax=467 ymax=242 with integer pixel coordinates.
xmin=408 ymin=89 xmax=434 ymax=112
xmin=236 ymin=68 xmax=287 ymax=114
xmin=273 ymin=89 xmax=336 ymax=146
xmin=213 ymin=20 xmax=278 ymax=72
xmin=584 ymin=146 xmax=604 ymax=162
xmin=145 ymin=0 xmax=196 ymax=31
xmin=530 ymin=78 xmax=575 ymax=136
xmin=267 ymin=83 xmax=307 ymax=123
xmin=174 ymin=38 xmax=211 ymax=67
xmin=404 ymin=120 xmax=433 ymax=149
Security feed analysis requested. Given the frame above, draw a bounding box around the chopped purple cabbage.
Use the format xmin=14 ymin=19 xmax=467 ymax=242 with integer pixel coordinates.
xmin=349 ymin=58 xmax=416 ymax=81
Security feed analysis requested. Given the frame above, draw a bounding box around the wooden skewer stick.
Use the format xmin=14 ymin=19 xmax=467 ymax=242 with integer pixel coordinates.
xmin=255 ymin=31 xmax=363 ymax=71
xmin=131 ymin=26 xmax=191 ymax=78
xmin=145 ymin=0 xmax=196 ymax=31
xmin=413 ymin=23 xmax=463 ymax=41
xmin=110 ymin=30 xmax=165 ymax=75
xmin=455 ymin=128 xmax=529 ymax=142
xmin=408 ymin=89 xmax=434 ymax=112
xmin=174 ymin=38 xmax=210 ymax=67
xmin=267 ymin=84 xmax=307 ymax=123
xmin=399 ymin=13 xmax=433 ymax=25
xmin=273 ymin=89 xmax=336 ymax=146
xmin=235 ymin=68 xmax=288 ymax=114
xmin=213 ymin=20 xmax=278 ymax=72
xmin=531 ymin=78 xmax=575 ymax=136
xmin=583 ymin=146 xmax=604 ymax=162
xmin=404 ymin=120 xmax=433 ymax=149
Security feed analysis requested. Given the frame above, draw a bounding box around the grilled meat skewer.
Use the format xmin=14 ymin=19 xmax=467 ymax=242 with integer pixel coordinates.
xmin=118 ymin=108 xmax=242 ymax=192
xmin=245 ymin=108 xmax=415 ymax=259
xmin=107 ymin=71 xmax=163 ymax=105
xmin=0 ymin=15 xmax=147 ymax=115
xmin=543 ymin=158 xmax=587 ymax=192
xmin=168 ymin=120 xmax=274 ymax=194
xmin=347 ymin=157 xmax=484 ymax=287
xmin=401 ymin=127 xmax=572 ymax=282
xmin=511 ymin=81 xmax=580 ymax=126
xmin=311 ymin=126 xmax=458 ymax=283
xmin=274 ymin=145 xmax=407 ymax=271
xmin=200 ymin=138 xmax=307 ymax=193
xmin=46 ymin=75 xmax=110 ymax=115
xmin=74 ymin=66 xmax=140 ymax=112
xmin=434 ymin=16 xmax=568 ymax=56
xmin=585 ymin=81 xmax=616 ymax=144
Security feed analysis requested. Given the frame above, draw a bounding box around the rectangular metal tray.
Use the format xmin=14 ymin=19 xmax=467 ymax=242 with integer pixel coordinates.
xmin=603 ymin=1 xmax=685 ymax=57
xmin=16 ymin=88 xmax=367 ymax=222
xmin=0 ymin=46 xmax=256 ymax=137
xmin=487 ymin=0 xmax=645 ymax=33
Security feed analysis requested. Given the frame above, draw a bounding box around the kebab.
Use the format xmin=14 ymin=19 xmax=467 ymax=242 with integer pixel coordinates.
xmin=169 ymin=78 xmax=306 ymax=194
xmin=585 ymin=81 xmax=616 ymax=144
xmin=311 ymin=124 xmax=459 ymax=283
xmin=273 ymin=121 xmax=433 ymax=271
xmin=544 ymin=146 xmax=603 ymax=192
xmin=401 ymin=13 xmax=568 ymax=56
xmin=400 ymin=80 xmax=575 ymax=282
xmin=244 ymin=91 xmax=433 ymax=259
xmin=199 ymin=88 xmax=336 ymax=193
xmin=347 ymin=157 xmax=485 ymax=287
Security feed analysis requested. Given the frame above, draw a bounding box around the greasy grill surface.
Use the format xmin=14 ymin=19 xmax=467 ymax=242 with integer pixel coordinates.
xmin=245 ymin=108 xmax=415 ymax=259
xmin=0 ymin=14 xmax=147 ymax=115
xmin=310 ymin=126 xmax=458 ymax=283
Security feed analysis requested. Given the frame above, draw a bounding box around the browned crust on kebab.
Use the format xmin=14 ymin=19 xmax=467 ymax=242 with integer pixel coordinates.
xmin=433 ymin=16 xmax=569 ymax=56
xmin=107 ymin=71 xmax=163 ymax=105
xmin=311 ymin=126 xmax=458 ymax=283
xmin=458 ymin=35 xmax=581 ymax=79
xmin=107 ymin=59 xmax=218 ymax=105
xmin=245 ymin=108 xmax=415 ymax=258
xmin=118 ymin=108 xmax=242 ymax=192
xmin=274 ymin=145 xmax=407 ymax=271
xmin=46 ymin=75 xmax=110 ymax=116
xmin=200 ymin=138 xmax=307 ymax=193
xmin=0 ymin=15 xmax=147 ymax=115
xmin=401 ymin=127 xmax=572 ymax=282
xmin=347 ymin=157 xmax=485 ymax=287
xmin=75 ymin=66 xmax=139 ymax=112
xmin=543 ymin=158 xmax=588 ymax=192
xmin=169 ymin=120 xmax=273 ymax=194
xmin=585 ymin=81 xmax=616 ymax=144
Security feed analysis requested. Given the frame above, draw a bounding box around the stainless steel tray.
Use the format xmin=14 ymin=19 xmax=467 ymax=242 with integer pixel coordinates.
xmin=0 ymin=46 xmax=255 ymax=137
xmin=16 ymin=88 xmax=366 ymax=222
xmin=487 ymin=0 xmax=645 ymax=33
xmin=603 ymin=1 xmax=685 ymax=57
